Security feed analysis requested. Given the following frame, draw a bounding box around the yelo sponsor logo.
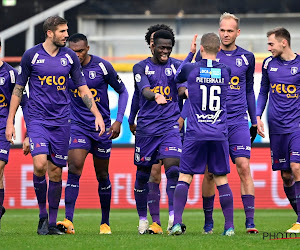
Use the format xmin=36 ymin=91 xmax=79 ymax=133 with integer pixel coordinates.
xmin=71 ymin=88 xmax=100 ymax=102
xmin=229 ymin=76 xmax=240 ymax=90
xmin=270 ymin=83 xmax=298 ymax=98
xmin=151 ymin=86 xmax=172 ymax=101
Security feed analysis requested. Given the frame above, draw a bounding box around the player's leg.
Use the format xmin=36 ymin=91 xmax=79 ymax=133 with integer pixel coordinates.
xmin=57 ymin=148 xmax=88 ymax=234
xmin=286 ymin=131 xmax=300 ymax=233
xmin=208 ymin=140 xmax=234 ymax=236
xmin=0 ymin=161 xmax=6 ymax=231
xmin=93 ymin=156 xmax=112 ymax=234
xmin=202 ymin=167 xmax=215 ymax=234
xmin=228 ymin=123 xmax=257 ymax=233
xmin=46 ymin=124 xmax=70 ymax=235
xmin=170 ymin=140 xmax=207 ymax=236
xmin=271 ymin=133 xmax=297 ymax=214
xmin=47 ymin=160 xmax=64 ymax=235
xmin=148 ymin=161 xmax=162 ymax=234
xmin=169 ymin=173 xmax=192 ymax=235
xmin=32 ymin=154 xmax=49 ymax=235
xmin=134 ymin=135 xmax=158 ymax=234
xmin=159 ymin=129 xmax=182 ymax=232
xmin=214 ymin=175 xmax=234 ymax=236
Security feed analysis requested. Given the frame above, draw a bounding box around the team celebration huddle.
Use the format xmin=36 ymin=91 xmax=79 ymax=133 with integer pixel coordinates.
xmin=0 ymin=12 xmax=300 ymax=236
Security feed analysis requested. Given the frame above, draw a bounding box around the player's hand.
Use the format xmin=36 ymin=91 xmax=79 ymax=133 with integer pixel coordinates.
xmin=257 ymin=117 xmax=265 ymax=138
xmin=23 ymin=137 xmax=30 ymax=155
xmin=107 ymin=121 xmax=121 ymax=139
xmin=155 ymin=93 xmax=167 ymax=105
xmin=5 ymin=122 xmax=16 ymax=144
xmin=190 ymin=34 xmax=198 ymax=54
xmin=250 ymin=124 xmax=257 ymax=144
xmin=95 ymin=114 xmax=105 ymax=136
xmin=178 ymin=117 xmax=184 ymax=131
xmin=185 ymin=89 xmax=189 ymax=98
xmin=129 ymin=123 xmax=137 ymax=135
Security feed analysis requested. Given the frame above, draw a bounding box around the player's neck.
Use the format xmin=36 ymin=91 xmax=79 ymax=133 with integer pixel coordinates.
xmin=42 ymin=40 xmax=60 ymax=57
xmin=280 ymin=49 xmax=296 ymax=61
xmin=221 ymin=43 xmax=237 ymax=52
xmin=82 ymin=55 xmax=91 ymax=66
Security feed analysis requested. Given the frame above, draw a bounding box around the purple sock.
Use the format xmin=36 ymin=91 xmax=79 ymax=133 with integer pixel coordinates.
xmin=0 ymin=189 xmax=4 ymax=218
xmin=295 ymin=181 xmax=300 ymax=223
xmin=203 ymin=195 xmax=215 ymax=225
xmin=48 ymin=180 xmax=62 ymax=227
xmin=284 ymin=184 xmax=297 ymax=214
xmin=134 ymin=171 xmax=150 ymax=220
xmin=242 ymin=195 xmax=255 ymax=226
xmin=98 ymin=176 xmax=111 ymax=225
xmin=217 ymin=183 xmax=234 ymax=230
xmin=148 ymin=182 xmax=160 ymax=225
xmin=173 ymin=181 xmax=189 ymax=225
xmin=165 ymin=166 xmax=179 ymax=215
xmin=65 ymin=173 xmax=80 ymax=222
xmin=33 ymin=174 xmax=48 ymax=219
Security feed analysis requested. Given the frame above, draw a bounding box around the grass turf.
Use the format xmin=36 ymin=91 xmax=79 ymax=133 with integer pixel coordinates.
xmin=0 ymin=209 xmax=299 ymax=249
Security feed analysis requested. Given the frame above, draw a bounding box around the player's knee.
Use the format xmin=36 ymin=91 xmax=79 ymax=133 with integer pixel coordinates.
xmin=34 ymin=161 xmax=47 ymax=176
xmin=136 ymin=170 xmax=151 ymax=184
xmin=68 ymin=162 xmax=84 ymax=176
xmin=165 ymin=165 xmax=179 ymax=180
xmin=281 ymin=171 xmax=293 ymax=185
xmin=96 ymin=173 xmax=109 ymax=182
xmin=236 ymin=160 xmax=250 ymax=177
xmin=149 ymin=174 xmax=161 ymax=183
xmin=204 ymin=171 xmax=214 ymax=181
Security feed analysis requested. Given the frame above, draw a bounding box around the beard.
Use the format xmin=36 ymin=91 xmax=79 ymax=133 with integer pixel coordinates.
xmin=52 ymin=35 xmax=66 ymax=47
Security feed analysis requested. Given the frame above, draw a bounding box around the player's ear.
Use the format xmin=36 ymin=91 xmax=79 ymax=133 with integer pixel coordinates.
xmin=237 ymin=29 xmax=241 ymax=37
xmin=46 ymin=29 xmax=53 ymax=39
xmin=218 ymin=46 xmax=221 ymax=52
xmin=282 ymin=39 xmax=288 ymax=48
xmin=87 ymin=45 xmax=90 ymax=52
xmin=200 ymin=45 xmax=204 ymax=53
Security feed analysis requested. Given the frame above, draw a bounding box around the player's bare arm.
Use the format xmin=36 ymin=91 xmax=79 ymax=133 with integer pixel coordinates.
xmin=78 ymin=85 xmax=105 ymax=136
xmin=5 ymin=84 xmax=25 ymax=144
xmin=142 ymin=87 xmax=167 ymax=104
xmin=178 ymin=87 xmax=188 ymax=99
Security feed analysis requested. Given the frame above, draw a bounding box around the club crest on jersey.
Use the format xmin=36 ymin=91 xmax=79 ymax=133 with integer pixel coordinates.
xmin=135 ymin=74 xmax=141 ymax=83
xmin=291 ymin=67 xmax=298 ymax=75
xmin=165 ymin=68 xmax=172 ymax=76
xmin=0 ymin=77 xmax=5 ymax=85
xmin=60 ymin=58 xmax=68 ymax=66
xmin=236 ymin=58 xmax=242 ymax=67
xmin=89 ymin=71 xmax=96 ymax=79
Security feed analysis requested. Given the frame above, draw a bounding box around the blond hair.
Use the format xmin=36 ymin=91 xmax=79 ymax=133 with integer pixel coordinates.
xmin=219 ymin=12 xmax=239 ymax=29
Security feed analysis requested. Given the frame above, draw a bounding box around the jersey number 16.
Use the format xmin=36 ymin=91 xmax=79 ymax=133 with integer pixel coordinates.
xmin=200 ymin=85 xmax=221 ymax=111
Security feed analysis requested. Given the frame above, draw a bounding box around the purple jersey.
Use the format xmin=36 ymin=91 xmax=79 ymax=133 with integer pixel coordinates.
xmin=196 ymin=47 xmax=256 ymax=125
xmin=68 ymin=55 xmax=127 ymax=130
xmin=16 ymin=44 xmax=86 ymax=126
xmin=133 ymin=57 xmax=181 ymax=136
xmin=257 ymin=55 xmax=300 ymax=134
xmin=176 ymin=59 xmax=231 ymax=141
xmin=0 ymin=61 xmax=28 ymax=130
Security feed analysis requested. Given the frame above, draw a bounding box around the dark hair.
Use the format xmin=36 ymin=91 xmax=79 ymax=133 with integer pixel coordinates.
xmin=145 ymin=24 xmax=175 ymax=45
xmin=68 ymin=33 xmax=88 ymax=45
xmin=201 ymin=33 xmax=220 ymax=54
xmin=43 ymin=16 xmax=68 ymax=35
xmin=267 ymin=27 xmax=291 ymax=46
xmin=153 ymin=30 xmax=175 ymax=46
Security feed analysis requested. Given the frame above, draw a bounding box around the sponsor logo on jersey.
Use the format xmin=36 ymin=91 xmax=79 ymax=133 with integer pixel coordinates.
xmin=78 ymin=139 xmax=86 ymax=144
xmin=291 ymin=151 xmax=300 ymax=156
xmin=165 ymin=68 xmax=172 ymax=76
xmin=60 ymin=58 xmax=68 ymax=66
xmin=200 ymin=67 xmax=221 ymax=79
xmin=36 ymin=59 xmax=45 ymax=64
xmin=236 ymin=58 xmax=242 ymax=67
xmin=55 ymin=154 xmax=68 ymax=160
xmin=270 ymin=83 xmax=298 ymax=98
xmin=0 ymin=149 xmax=8 ymax=154
xmin=195 ymin=110 xmax=222 ymax=124
xmin=270 ymin=67 xmax=278 ymax=72
xmin=135 ymin=153 xmax=140 ymax=162
xmin=89 ymin=71 xmax=96 ymax=79
xmin=38 ymin=75 xmax=66 ymax=91
xmin=150 ymin=86 xmax=172 ymax=101
xmin=135 ymin=74 xmax=141 ymax=82
xmin=291 ymin=67 xmax=298 ymax=75
xmin=0 ymin=77 xmax=5 ymax=85
xmin=98 ymin=148 xmax=106 ymax=153
xmin=229 ymin=76 xmax=240 ymax=90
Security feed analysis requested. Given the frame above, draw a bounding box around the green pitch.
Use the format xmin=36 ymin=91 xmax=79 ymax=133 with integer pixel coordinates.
xmin=0 ymin=209 xmax=299 ymax=249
